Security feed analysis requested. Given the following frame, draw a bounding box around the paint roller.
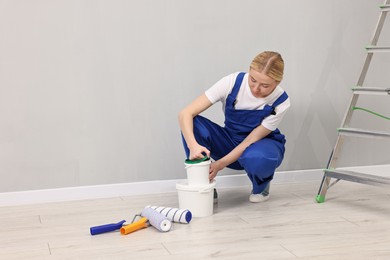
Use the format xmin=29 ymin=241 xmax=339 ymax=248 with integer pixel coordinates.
xmin=145 ymin=205 xmax=192 ymax=224
xmin=120 ymin=207 xmax=172 ymax=235
xmin=90 ymin=208 xmax=172 ymax=235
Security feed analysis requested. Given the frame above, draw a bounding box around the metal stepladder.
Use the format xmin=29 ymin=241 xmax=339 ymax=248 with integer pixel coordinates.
xmin=316 ymin=0 xmax=390 ymax=203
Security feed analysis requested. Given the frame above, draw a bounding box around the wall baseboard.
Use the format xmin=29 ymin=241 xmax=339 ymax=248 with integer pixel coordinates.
xmin=1 ymin=165 xmax=388 ymax=207
xmin=0 ymin=168 xmax=322 ymax=206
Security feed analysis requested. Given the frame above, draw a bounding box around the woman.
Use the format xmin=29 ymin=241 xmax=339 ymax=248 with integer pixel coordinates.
xmin=178 ymin=51 xmax=290 ymax=203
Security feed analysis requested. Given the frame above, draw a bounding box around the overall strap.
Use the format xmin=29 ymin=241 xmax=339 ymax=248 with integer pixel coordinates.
xmin=267 ymin=91 xmax=288 ymax=115
xmin=271 ymin=91 xmax=288 ymax=108
xmin=229 ymin=72 xmax=246 ymax=100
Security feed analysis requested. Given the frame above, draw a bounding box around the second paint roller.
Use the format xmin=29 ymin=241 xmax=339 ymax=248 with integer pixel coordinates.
xmin=120 ymin=207 xmax=172 ymax=235
xmin=145 ymin=205 xmax=192 ymax=224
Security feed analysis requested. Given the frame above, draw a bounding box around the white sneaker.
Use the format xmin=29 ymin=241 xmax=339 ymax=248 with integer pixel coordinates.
xmin=249 ymin=193 xmax=270 ymax=203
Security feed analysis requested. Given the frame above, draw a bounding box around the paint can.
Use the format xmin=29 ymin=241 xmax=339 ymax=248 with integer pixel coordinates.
xmin=184 ymin=157 xmax=211 ymax=186
xmin=176 ymin=180 xmax=216 ymax=217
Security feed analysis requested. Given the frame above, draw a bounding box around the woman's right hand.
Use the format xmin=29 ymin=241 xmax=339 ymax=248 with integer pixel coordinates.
xmin=189 ymin=144 xmax=210 ymax=160
xmin=179 ymin=93 xmax=213 ymax=160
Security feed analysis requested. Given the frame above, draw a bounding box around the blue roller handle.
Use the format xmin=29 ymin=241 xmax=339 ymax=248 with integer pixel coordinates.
xmin=90 ymin=220 xmax=126 ymax=235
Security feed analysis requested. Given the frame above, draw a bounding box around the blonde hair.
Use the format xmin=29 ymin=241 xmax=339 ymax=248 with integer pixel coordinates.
xmin=250 ymin=51 xmax=284 ymax=82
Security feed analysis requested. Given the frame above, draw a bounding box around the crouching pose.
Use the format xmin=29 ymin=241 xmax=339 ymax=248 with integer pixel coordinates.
xmin=179 ymin=51 xmax=290 ymax=203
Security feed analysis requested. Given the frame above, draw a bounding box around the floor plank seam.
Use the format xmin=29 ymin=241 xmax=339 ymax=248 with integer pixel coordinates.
xmin=340 ymin=216 xmax=360 ymax=227
xmin=161 ymin=243 xmax=172 ymax=255
xmin=47 ymin=243 xmax=52 ymax=255
xmin=210 ymin=250 xmax=222 ymax=257
xmin=279 ymin=244 xmax=298 ymax=258
xmin=291 ymin=193 xmax=313 ymax=201
xmin=238 ymin=216 xmax=250 ymax=224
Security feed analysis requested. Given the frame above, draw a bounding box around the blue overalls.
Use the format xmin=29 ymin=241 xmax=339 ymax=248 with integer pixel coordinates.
xmin=182 ymin=72 xmax=288 ymax=194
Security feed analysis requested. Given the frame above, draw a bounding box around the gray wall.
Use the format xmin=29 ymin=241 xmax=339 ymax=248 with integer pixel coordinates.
xmin=1 ymin=0 xmax=389 ymax=192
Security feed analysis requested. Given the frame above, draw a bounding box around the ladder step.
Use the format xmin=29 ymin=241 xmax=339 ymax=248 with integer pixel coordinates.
xmin=338 ymin=128 xmax=390 ymax=139
xmin=352 ymin=86 xmax=390 ymax=95
xmin=380 ymin=4 xmax=390 ymax=12
xmin=366 ymin=46 xmax=390 ymax=53
xmin=324 ymin=169 xmax=390 ymax=187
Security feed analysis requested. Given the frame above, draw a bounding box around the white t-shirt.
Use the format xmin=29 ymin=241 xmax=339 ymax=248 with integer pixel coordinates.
xmin=205 ymin=72 xmax=291 ymax=131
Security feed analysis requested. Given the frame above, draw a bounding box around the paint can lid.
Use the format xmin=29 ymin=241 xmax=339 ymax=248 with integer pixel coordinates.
xmin=184 ymin=156 xmax=210 ymax=164
xmin=176 ymin=180 xmax=216 ymax=192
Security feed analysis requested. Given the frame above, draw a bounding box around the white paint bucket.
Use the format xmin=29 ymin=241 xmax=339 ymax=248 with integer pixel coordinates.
xmin=184 ymin=160 xmax=211 ymax=186
xmin=176 ymin=180 xmax=216 ymax=217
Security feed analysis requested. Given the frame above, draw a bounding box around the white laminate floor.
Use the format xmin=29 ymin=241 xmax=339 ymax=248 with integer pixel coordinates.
xmin=1 ymin=180 xmax=390 ymax=259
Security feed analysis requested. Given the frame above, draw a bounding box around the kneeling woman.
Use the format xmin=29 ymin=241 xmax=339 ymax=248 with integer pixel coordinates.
xmin=178 ymin=51 xmax=290 ymax=203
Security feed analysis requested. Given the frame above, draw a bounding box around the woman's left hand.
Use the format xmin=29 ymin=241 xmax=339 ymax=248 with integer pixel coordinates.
xmin=209 ymin=160 xmax=224 ymax=181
